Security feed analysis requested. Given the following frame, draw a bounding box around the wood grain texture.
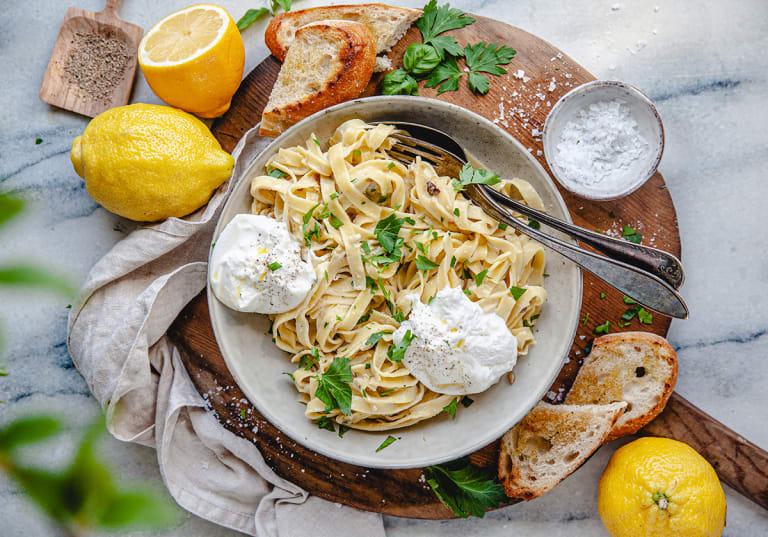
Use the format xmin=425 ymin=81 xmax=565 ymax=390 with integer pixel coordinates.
xmin=39 ymin=0 xmax=142 ymax=117
xmin=168 ymin=15 xmax=765 ymax=518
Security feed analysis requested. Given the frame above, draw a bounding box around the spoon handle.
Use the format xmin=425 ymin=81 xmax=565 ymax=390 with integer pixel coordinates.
xmin=483 ymin=187 xmax=685 ymax=289
xmin=470 ymin=185 xmax=689 ymax=319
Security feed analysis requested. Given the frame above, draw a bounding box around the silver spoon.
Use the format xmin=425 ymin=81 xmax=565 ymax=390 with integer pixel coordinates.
xmin=377 ymin=122 xmax=688 ymax=319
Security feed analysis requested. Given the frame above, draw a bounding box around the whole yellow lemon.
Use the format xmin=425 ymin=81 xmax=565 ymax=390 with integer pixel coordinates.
xmin=599 ymin=437 xmax=726 ymax=537
xmin=70 ymin=103 xmax=234 ymax=222
xmin=138 ymin=4 xmax=245 ymax=118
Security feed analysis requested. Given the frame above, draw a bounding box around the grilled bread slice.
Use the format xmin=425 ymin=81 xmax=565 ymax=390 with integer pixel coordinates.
xmin=265 ymin=4 xmax=421 ymax=70
xmin=565 ymin=332 xmax=677 ymax=441
xmin=259 ymin=20 xmax=376 ymax=138
xmin=498 ymin=401 xmax=626 ymax=500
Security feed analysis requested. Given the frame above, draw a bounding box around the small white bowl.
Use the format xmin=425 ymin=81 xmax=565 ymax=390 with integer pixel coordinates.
xmin=542 ymin=80 xmax=664 ymax=201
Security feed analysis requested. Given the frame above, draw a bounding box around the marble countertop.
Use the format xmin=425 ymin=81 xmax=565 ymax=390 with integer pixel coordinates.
xmin=1 ymin=0 xmax=767 ymax=535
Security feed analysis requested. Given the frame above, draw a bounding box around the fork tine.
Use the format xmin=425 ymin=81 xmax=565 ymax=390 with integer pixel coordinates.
xmin=388 ymin=148 xmax=418 ymax=165
xmin=390 ymin=142 xmax=443 ymax=165
xmin=390 ymin=133 xmax=448 ymax=159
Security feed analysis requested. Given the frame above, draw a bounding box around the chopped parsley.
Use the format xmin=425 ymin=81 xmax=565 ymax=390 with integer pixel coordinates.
xmin=387 ymin=330 xmax=414 ymax=362
xmin=314 ymin=416 xmax=336 ymax=432
xmin=267 ymin=167 xmax=287 ymax=178
xmin=510 ymin=286 xmax=526 ymax=301
xmin=240 ymin=409 xmax=247 ymax=419
xmin=451 ymin=163 xmax=501 ymax=191
xmin=330 ymin=192 xmax=339 ymax=200
xmin=329 ymin=213 xmax=344 ymax=229
xmin=387 ymin=162 xmax=396 ymax=169
xmin=374 ymin=213 xmax=408 ymax=252
xmin=474 ymin=269 xmax=488 ymax=286
xmin=582 ymin=313 xmax=589 ymax=325
xmin=498 ymin=223 xmax=508 ymax=230
xmin=454 ymin=208 xmax=460 ymax=217
xmin=637 ymin=307 xmax=653 ymax=324
xmin=450 ymin=256 xmax=457 ymax=268
xmin=621 ymin=307 xmax=638 ymax=321
xmin=416 ymin=255 xmax=439 ymax=271
xmin=594 ymin=321 xmax=611 ymax=334
xmin=338 ymin=425 xmax=350 ymax=438
xmin=600 ymin=292 xmax=606 ymax=299
xmin=313 ymin=138 xmax=321 ymax=147
xmin=414 ymin=240 xmax=428 ymax=254
xmin=365 ymin=331 xmax=391 ymax=347
xmin=380 ymin=389 xmax=396 ymax=396
xmin=424 ymin=459 xmax=506 ymax=518
xmin=443 ymin=398 xmax=458 ymax=419
xmin=621 ymin=225 xmax=643 ymax=244
xmin=622 ymin=295 xmax=637 ymax=305
xmin=267 ymin=261 xmax=281 ymax=271
xmin=353 ymin=150 xmax=361 ymax=156
xmin=35 ymin=138 xmax=43 ymax=145
xmin=460 ymin=396 xmax=474 ymax=408
xmin=609 ymin=211 xmax=616 ymax=218
xmin=376 ymin=435 xmax=397 ymax=452
xmin=527 ymin=218 xmax=541 ymax=230
xmin=313 ymin=357 xmax=353 ymax=415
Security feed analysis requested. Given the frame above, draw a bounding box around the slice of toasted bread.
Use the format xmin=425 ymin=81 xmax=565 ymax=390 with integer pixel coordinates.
xmin=565 ymin=331 xmax=677 ymax=442
xmin=265 ymin=3 xmax=421 ymax=70
xmin=259 ymin=21 xmax=376 ymax=138
xmin=498 ymin=401 xmax=626 ymax=500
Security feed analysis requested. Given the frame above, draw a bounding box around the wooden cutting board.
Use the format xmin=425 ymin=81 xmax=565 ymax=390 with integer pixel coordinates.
xmin=168 ymin=15 xmax=768 ymax=517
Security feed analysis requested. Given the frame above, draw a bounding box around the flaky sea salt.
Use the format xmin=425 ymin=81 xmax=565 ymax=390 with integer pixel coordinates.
xmin=553 ymin=99 xmax=649 ymax=191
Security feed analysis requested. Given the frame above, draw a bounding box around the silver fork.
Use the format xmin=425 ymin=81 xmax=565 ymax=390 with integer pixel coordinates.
xmin=380 ymin=123 xmax=688 ymax=319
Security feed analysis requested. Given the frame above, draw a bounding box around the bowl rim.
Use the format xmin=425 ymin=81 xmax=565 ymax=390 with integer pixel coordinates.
xmin=542 ymin=80 xmax=665 ymax=201
xmin=207 ymin=95 xmax=583 ymax=469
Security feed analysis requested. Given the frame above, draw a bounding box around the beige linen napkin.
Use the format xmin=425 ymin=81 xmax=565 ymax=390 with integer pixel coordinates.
xmin=67 ymin=126 xmax=387 ymax=537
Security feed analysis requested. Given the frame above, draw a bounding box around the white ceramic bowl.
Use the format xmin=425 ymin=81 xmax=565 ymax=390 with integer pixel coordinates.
xmin=208 ymin=96 xmax=582 ymax=469
xmin=542 ymin=80 xmax=665 ymax=200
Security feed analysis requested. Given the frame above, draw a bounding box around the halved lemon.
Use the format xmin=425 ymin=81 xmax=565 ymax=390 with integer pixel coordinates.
xmin=138 ymin=4 xmax=245 ymax=118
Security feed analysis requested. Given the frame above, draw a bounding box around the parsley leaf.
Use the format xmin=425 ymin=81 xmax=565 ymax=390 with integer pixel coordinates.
xmin=425 ymin=55 xmax=462 ymax=94
xmin=622 ymin=295 xmax=637 ymax=305
xmin=236 ymin=8 xmax=270 ymax=31
xmin=463 ymin=42 xmax=516 ymax=94
xmin=621 ymin=225 xmax=643 ymax=244
xmin=271 ymin=0 xmax=293 ymax=13
xmin=387 ymin=330 xmax=414 ymax=362
xmin=474 ymin=269 xmax=488 ymax=286
xmin=621 ymin=307 xmax=638 ymax=321
xmin=329 ymin=213 xmax=344 ymax=229
xmin=424 ymin=459 xmax=506 ymax=518
xmin=365 ymin=331 xmax=391 ymax=347
xmin=314 ymin=357 xmax=353 ymax=415
xmin=416 ymin=255 xmax=440 ymax=271
xmin=510 ymin=286 xmax=526 ymax=300
xmin=267 ymin=167 xmax=287 ymax=178
xmin=528 ymin=218 xmax=541 ymax=230
xmin=637 ymin=307 xmax=653 ymax=324
xmin=594 ymin=321 xmax=611 ymax=334
xmin=415 ymin=0 xmax=475 ymax=58
xmin=443 ymin=398 xmax=458 ymax=419
xmin=381 ymin=68 xmax=419 ymax=95
xmin=452 ymin=162 xmax=501 ymax=191
xmin=267 ymin=262 xmax=281 ymax=271
xmin=338 ymin=425 xmax=350 ymax=438
xmin=460 ymin=396 xmax=474 ymax=408
xmin=375 ymin=213 xmax=408 ymax=252
xmin=376 ymin=435 xmax=397 ymax=452
xmin=314 ymin=416 xmax=336 ymax=432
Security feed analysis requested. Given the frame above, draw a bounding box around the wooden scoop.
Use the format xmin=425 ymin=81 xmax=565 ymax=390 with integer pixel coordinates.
xmin=40 ymin=0 xmax=143 ymax=117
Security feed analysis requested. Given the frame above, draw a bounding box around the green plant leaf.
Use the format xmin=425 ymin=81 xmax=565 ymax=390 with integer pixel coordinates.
xmin=0 ymin=194 xmax=24 ymax=228
xmin=424 ymin=459 xmax=506 ymax=518
xmin=0 ymin=265 xmax=74 ymax=295
xmin=0 ymin=416 xmax=61 ymax=452
xmin=425 ymin=55 xmax=462 ymax=94
xmin=236 ymin=8 xmax=270 ymax=31
xmin=9 ymin=467 xmax=71 ymax=523
xmin=98 ymin=489 xmax=178 ymax=529
xmin=387 ymin=330 xmax=414 ymax=362
xmin=314 ymin=357 xmax=353 ymax=415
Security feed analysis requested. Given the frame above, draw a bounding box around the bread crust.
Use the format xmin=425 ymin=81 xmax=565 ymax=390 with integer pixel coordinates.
xmin=265 ymin=3 xmax=421 ymax=61
xmin=567 ymin=331 xmax=678 ymax=441
xmin=259 ymin=21 xmax=376 ymax=137
xmin=498 ymin=402 xmax=626 ymax=500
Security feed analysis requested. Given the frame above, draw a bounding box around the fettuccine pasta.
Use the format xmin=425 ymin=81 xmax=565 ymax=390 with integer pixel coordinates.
xmin=249 ymin=119 xmax=547 ymax=431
